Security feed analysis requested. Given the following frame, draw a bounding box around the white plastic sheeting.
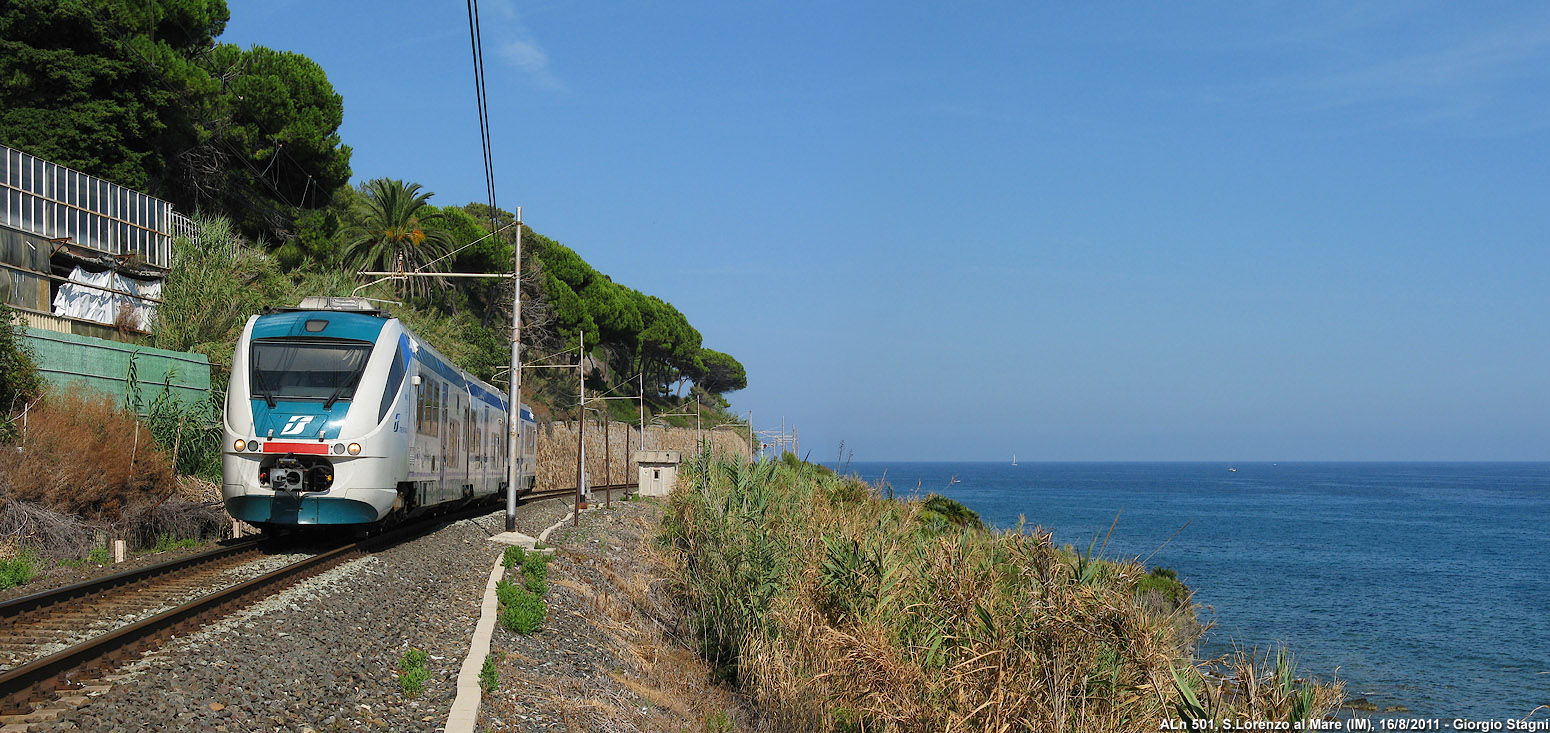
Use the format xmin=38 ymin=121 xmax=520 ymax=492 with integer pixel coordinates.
xmin=50 ymin=266 xmax=162 ymax=330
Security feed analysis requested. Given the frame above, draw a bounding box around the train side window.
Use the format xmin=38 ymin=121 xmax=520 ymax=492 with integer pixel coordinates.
xmin=441 ymin=383 xmax=449 ymax=440
xmin=432 ymin=379 xmax=441 ymax=438
xmin=415 ymin=376 xmax=429 ymax=436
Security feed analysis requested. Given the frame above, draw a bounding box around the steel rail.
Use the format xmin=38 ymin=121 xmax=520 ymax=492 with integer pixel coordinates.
xmin=0 ymin=536 xmax=265 ymax=622
xmin=0 ymin=487 xmax=636 ymax=715
xmin=0 ymin=504 xmax=470 ymax=714
xmin=523 ymin=482 xmax=638 ymax=503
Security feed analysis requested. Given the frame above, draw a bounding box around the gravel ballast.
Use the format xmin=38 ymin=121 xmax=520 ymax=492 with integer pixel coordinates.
xmin=478 ymin=498 xmax=755 ymax=732
xmin=36 ymin=497 xmax=575 ymax=733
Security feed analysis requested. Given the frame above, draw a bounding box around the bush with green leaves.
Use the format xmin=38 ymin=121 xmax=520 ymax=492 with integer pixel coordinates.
xmin=479 ymin=653 xmax=500 ymax=693
xmin=502 ymin=545 xmax=526 ymax=568
xmin=0 ymin=551 xmax=38 ymax=590
xmin=663 ymin=452 xmax=1343 ymax=730
xmin=399 ymin=648 xmax=430 ymax=697
xmin=0 ymin=301 xmax=44 ymax=443
xmin=152 ymin=534 xmax=199 ymax=553
xmin=499 ymin=588 xmax=546 ymax=635
xmin=1136 ymin=566 xmax=1191 ymax=605
xmin=495 ymin=579 xmax=523 ymax=607
xmin=520 ymin=551 xmax=550 ymax=594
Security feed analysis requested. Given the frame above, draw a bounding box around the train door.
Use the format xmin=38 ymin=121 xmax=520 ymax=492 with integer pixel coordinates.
xmin=459 ymin=392 xmax=471 ymax=495
xmin=437 ymin=382 xmax=449 ymax=501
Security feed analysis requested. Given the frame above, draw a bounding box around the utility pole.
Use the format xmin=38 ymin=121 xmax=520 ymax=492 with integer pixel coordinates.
xmin=506 ymin=208 xmax=523 ymax=532
xmin=576 ymin=329 xmax=585 ymax=526
xmin=356 ymin=211 xmax=528 ymax=533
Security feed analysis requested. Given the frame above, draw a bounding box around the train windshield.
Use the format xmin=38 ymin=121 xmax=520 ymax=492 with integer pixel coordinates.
xmin=251 ymin=340 xmax=373 ymax=403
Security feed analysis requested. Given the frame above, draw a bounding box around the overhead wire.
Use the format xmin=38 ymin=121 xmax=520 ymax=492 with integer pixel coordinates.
xmin=466 ymin=0 xmax=499 ymax=235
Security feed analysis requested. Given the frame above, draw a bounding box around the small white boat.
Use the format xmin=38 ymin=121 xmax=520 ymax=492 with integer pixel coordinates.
xmin=1012 ymin=453 xmax=1018 ymax=467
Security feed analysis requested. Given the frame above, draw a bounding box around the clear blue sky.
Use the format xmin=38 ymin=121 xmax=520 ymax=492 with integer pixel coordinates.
xmin=224 ymin=1 xmax=1550 ymax=461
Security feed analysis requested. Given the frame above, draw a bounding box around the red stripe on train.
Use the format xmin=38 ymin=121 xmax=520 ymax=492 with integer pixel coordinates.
xmin=262 ymin=442 xmax=330 ymax=454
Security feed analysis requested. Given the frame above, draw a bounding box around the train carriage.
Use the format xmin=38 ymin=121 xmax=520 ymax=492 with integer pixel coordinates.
xmin=221 ymin=297 xmax=537 ymax=528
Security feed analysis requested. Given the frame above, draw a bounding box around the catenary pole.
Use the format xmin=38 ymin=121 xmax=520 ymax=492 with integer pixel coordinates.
xmin=575 ymin=330 xmax=585 ymax=526
xmin=506 ymin=208 xmax=523 ymax=532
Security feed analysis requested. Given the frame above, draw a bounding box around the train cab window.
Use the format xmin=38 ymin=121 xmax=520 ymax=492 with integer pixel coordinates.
xmin=379 ymin=344 xmax=406 ymax=423
xmin=251 ymin=340 xmax=371 ymax=403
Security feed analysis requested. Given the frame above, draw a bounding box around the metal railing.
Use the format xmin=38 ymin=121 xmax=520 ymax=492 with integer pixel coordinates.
xmin=0 ymin=145 xmax=188 ymax=269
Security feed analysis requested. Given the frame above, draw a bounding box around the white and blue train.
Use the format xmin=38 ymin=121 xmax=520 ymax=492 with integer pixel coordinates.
xmin=222 ymin=297 xmax=537 ymax=528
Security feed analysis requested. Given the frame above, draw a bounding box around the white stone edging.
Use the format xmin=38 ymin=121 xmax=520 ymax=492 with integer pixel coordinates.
xmin=537 ymin=511 xmax=576 ymax=545
xmin=445 ymin=555 xmax=505 ymax=733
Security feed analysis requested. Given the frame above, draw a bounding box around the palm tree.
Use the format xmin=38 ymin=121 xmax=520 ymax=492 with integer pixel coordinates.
xmin=342 ymin=178 xmax=455 ymax=298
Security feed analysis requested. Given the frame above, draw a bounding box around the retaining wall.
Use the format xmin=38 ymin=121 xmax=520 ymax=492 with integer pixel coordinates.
xmin=534 ymin=421 xmax=751 ymax=492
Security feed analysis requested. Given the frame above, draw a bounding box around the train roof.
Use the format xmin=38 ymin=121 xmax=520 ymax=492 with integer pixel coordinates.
xmin=265 ymin=296 xmax=389 ymax=317
xmin=248 ymin=298 xmax=529 ymax=418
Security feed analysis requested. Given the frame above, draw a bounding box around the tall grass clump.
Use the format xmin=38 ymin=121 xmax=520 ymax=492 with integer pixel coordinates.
xmin=661 ymin=451 xmax=1343 ymax=732
xmin=150 ymin=215 xmax=297 ymax=388
xmin=0 ymin=301 xmax=44 ymax=444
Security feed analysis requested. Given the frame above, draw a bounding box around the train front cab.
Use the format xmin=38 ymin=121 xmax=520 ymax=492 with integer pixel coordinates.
xmin=222 ymin=311 xmax=408 ymax=528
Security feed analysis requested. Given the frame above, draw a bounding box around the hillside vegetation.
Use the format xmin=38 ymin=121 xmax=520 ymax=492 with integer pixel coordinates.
xmin=0 ymin=0 xmax=745 ymax=571
xmin=0 ymin=0 xmax=743 ymax=422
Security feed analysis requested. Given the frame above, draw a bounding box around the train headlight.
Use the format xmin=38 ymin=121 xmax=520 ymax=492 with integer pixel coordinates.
xmin=332 ymin=443 xmax=345 ymax=455
xmin=347 ymin=443 xmax=362 ymax=455
xmin=234 ymin=439 xmax=246 ymax=452
xmin=249 ymin=442 xmax=261 ymax=452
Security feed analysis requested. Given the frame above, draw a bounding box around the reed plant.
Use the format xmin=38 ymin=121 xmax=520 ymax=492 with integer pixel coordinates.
xmin=661 ymin=450 xmax=1343 ymax=732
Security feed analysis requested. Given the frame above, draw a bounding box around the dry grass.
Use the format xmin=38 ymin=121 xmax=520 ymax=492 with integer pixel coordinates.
xmin=0 ymin=390 xmax=173 ymax=517
xmin=662 ymin=453 xmax=1344 ymax=732
xmin=0 ymin=390 xmax=224 ymax=558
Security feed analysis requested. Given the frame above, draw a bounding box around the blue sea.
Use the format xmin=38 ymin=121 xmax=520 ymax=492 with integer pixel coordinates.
xmin=846 ymin=461 xmax=1550 ymax=720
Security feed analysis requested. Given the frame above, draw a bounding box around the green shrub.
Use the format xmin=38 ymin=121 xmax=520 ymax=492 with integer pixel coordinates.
xmin=495 ymin=579 xmax=523 ymax=607
xmin=0 ymin=301 xmax=43 ymax=444
xmin=519 ymin=551 xmax=551 ymax=594
xmin=152 ymin=534 xmax=198 ymax=553
xmin=88 ymin=547 xmax=110 ymax=564
xmin=916 ymin=494 xmax=983 ymax=531
xmin=399 ymin=648 xmax=431 ymax=697
xmin=523 ymin=571 xmax=548 ymax=596
xmin=664 ymin=452 xmax=1343 ymax=730
xmin=0 ymin=552 xmax=38 ymax=590
xmin=499 ymin=589 xmax=546 ymax=634
xmin=479 ymin=653 xmax=500 ymax=693
xmin=521 ymin=550 xmax=549 ymax=576
xmin=502 ymin=545 xmax=526 ymax=568
xmin=1136 ymin=566 xmax=1190 ymax=604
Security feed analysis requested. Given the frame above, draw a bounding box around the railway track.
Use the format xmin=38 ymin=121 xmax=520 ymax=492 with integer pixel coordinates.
xmin=524 ymin=481 xmax=637 ymax=503
xmin=0 ymin=484 xmax=636 ymax=719
xmin=0 ymin=536 xmax=275 ymax=674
